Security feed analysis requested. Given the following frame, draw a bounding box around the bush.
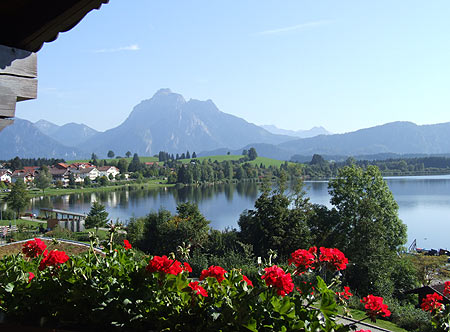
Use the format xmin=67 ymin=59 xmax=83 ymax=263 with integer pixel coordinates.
xmin=0 ymin=209 xmax=15 ymax=220
xmin=388 ymin=301 xmax=433 ymax=332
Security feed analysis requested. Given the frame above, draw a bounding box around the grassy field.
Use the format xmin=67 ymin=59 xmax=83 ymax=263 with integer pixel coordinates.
xmin=337 ymin=307 xmax=408 ymax=332
xmin=179 ymin=155 xmax=292 ymax=168
xmin=0 ymin=219 xmax=43 ymax=228
xmin=0 ymin=179 xmax=173 ymax=199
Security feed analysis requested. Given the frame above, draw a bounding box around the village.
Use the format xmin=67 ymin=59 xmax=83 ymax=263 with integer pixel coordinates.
xmin=0 ymin=162 xmax=122 ymax=187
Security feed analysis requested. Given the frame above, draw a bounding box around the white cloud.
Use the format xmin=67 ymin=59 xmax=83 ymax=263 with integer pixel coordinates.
xmin=257 ymin=20 xmax=331 ymax=36
xmin=93 ymin=44 xmax=140 ymax=53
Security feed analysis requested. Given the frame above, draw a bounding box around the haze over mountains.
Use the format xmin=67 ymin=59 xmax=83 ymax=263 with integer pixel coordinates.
xmin=260 ymin=125 xmax=331 ymax=138
xmin=1 ymin=89 xmax=450 ymax=161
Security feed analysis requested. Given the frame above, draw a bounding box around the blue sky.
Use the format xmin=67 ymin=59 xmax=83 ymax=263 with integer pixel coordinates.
xmin=15 ymin=0 xmax=450 ymax=134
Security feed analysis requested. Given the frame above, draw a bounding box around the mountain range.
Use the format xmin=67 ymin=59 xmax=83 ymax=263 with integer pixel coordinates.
xmin=260 ymin=125 xmax=330 ymax=138
xmin=1 ymin=89 xmax=450 ymax=161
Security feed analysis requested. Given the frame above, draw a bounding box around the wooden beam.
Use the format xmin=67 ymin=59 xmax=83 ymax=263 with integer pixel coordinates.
xmin=0 ymin=75 xmax=37 ymax=101
xmin=0 ymin=45 xmax=38 ymax=132
xmin=0 ymin=45 xmax=37 ymax=78
xmin=0 ymin=94 xmax=16 ymax=117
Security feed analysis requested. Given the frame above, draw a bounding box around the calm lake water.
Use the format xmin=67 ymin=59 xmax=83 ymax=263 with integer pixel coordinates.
xmin=25 ymin=175 xmax=450 ymax=250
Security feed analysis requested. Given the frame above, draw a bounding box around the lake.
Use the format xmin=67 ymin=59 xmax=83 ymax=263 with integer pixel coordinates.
xmin=24 ymin=175 xmax=450 ymax=250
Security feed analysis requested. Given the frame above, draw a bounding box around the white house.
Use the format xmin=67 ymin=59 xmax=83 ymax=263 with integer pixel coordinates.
xmin=71 ymin=167 xmax=99 ymax=181
xmin=98 ymin=166 xmax=120 ymax=179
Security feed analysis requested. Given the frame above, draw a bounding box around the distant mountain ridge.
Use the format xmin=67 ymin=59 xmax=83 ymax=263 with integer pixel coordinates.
xmin=0 ymin=119 xmax=87 ymax=159
xmin=260 ymin=125 xmax=330 ymax=138
xmin=2 ymin=89 xmax=450 ymax=161
xmin=34 ymin=120 xmax=98 ymax=147
xmin=77 ymin=89 xmax=294 ymax=157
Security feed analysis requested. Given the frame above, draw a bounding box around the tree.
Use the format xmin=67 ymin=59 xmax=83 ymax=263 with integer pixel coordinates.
xmin=117 ymin=158 xmax=129 ymax=174
xmin=132 ymin=202 xmax=210 ymax=255
xmin=85 ymin=201 xmax=109 ymax=233
xmin=4 ymin=181 xmax=28 ymax=218
xmin=68 ymin=173 xmax=76 ymax=187
xmin=99 ymin=176 xmax=108 ymax=186
xmin=328 ymin=165 xmax=408 ymax=297
xmin=238 ymin=179 xmax=312 ymax=258
xmin=242 ymin=149 xmax=248 ymax=156
xmin=192 ymin=152 xmax=197 ymax=158
xmin=35 ymin=166 xmax=52 ymax=194
xmin=186 ymin=151 xmax=191 ymax=159
xmin=126 ymin=151 xmax=132 ymax=158
xmin=84 ymin=177 xmax=91 ymax=186
xmin=107 ymin=150 xmax=115 ymax=158
xmin=128 ymin=153 xmax=142 ymax=172
xmin=248 ymin=147 xmax=257 ymax=161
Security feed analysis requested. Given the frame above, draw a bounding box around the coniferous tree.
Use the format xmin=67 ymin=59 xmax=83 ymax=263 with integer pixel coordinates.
xmin=85 ymin=201 xmax=109 ymax=234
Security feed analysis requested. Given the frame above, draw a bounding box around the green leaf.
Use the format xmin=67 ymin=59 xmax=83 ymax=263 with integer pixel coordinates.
xmin=242 ymin=318 xmax=257 ymax=332
xmin=4 ymin=283 xmax=14 ymax=293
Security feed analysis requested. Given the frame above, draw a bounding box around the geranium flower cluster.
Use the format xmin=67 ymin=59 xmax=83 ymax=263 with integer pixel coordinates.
xmin=421 ymin=293 xmax=444 ymax=312
xmin=319 ymin=247 xmax=348 ymax=271
xmin=261 ymin=265 xmax=294 ymax=297
xmin=288 ymin=246 xmax=348 ymax=273
xmin=22 ymin=238 xmax=47 ymax=258
xmin=199 ymin=265 xmax=228 ymax=283
xmin=337 ymin=286 xmax=353 ymax=300
xmin=361 ymin=295 xmax=391 ymax=321
xmin=38 ymin=250 xmax=70 ymax=271
xmin=123 ymin=239 xmax=132 ymax=250
xmin=242 ymin=275 xmax=253 ymax=287
xmin=146 ymin=255 xmax=192 ymax=275
xmin=444 ymin=281 xmax=450 ymax=297
xmin=288 ymin=247 xmax=317 ymax=273
xmin=188 ymin=281 xmax=208 ymax=297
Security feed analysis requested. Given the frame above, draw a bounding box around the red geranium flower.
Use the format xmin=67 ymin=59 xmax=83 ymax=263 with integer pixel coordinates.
xmin=421 ymin=292 xmax=444 ymax=312
xmin=146 ymin=255 xmax=187 ymax=276
xmin=123 ymin=239 xmax=132 ymax=250
xmin=22 ymin=238 xmax=47 ymax=258
xmin=444 ymin=281 xmax=450 ymax=297
xmin=261 ymin=265 xmax=294 ymax=297
xmin=28 ymin=272 xmax=35 ymax=283
xmin=361 ymin=295 xmax=391 ymax=321
xmin=288 ymin=247 xmax=317 ymax=272
xmin=199 ymin=266 xmax=228 ymax=283
xmin=38 ymin=250 xmax=69 ymax=271
xmin=183 ymin=262 xmax=192 ymax=273
xmin=337 ymin=286 xmax=353 ymax=300
xmin=319 ymin=247 xmax=348 ymax=271
xmin=355 ymin=330 xmax=371 ymax=332
xmin=189 ymin=281 xmax=208 ymax=297
xmin=242 ymin=275 xmax=253 ymax=287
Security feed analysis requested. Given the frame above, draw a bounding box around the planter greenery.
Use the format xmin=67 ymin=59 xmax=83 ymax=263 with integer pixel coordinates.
xmin=0 ymin=230 xmax=422 ymax=332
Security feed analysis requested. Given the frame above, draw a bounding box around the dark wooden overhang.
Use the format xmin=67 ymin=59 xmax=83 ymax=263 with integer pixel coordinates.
xmin=0 ymin=0 xmax=109 ymax=131
xmin=0 ymin=0 xmax=109 ymax=52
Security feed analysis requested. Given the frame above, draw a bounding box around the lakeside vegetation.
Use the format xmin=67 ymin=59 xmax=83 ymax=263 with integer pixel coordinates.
xmin=2 ymin=165 xmax=445 ymax=331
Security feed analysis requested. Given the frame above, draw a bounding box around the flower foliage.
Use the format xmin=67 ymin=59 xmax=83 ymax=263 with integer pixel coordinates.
xmin=199 ymin=265 xmax=228 ymax=283
xmin=337 ymin=286 xmax=353 ymax=300
xmin=319 ymin=247 xmax=348 ymax=271
xmin=188 ymin=281 xmax=208 ymax=297
xmin=146 ymin=255 xmax=190 ymax=276
xmin=22 ymin=238 xmax=47 ymax=258
xmin=2 ymin=241 xmax=400 ymax=332
xmin=444 ymin=281 xmax=450 ymax=297
xmin=361 ymin=294 xmax=391 ymax=321
xmin=288 ymin=247 xmax=317 ymax=272
xmin=421 ymin=292 xmax=444 ymax=313
xmin=38 ymin=250 xmax=69 ymax=271
xmin=261 ymin=265 xmax=294 ymax=297
xmin=123 ymin=239 xmax=132 ymax=250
